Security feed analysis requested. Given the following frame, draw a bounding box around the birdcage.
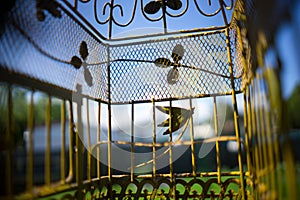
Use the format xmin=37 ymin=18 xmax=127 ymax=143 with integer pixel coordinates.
xmin=0 ymin=0 xmax=299 ymax=199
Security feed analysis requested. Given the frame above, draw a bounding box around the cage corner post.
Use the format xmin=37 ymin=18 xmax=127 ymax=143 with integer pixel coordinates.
xmin=74 ymin=84 xmax=85 ymax=199
xmin=219 ymin=0 xmax=246 ymax=198
xmin=106 ymin=45 xmax=113 ymax=198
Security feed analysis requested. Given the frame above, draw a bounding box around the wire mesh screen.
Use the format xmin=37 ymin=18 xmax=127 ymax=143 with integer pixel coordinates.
xmin=110 ymin=31 xmax=243 ymax=103
xmin=0 ymin=0 xmax=243 ymax=104
xmin=0 ymin=0 xmax=108 ymax=100
xmin=229 ymin=20 xmax=244 ymax=90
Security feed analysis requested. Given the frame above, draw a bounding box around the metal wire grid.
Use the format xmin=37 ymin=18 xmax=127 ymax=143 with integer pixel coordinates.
xmin=0 ymin=0 xmax=243 ymax=104
xmin=229 ymin=20 xmax=244 ymax=90
xmin=0 ymin=0 xmax=109 ymax=100
xmin=109 ymin=28 xmax=243 ymax=103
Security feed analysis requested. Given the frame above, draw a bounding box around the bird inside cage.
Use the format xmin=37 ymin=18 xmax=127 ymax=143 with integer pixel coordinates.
xmin=156 ymin=106 xmax=195 ymax=135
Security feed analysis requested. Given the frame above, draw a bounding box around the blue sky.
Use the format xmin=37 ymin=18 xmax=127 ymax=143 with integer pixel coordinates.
xmin=274 ymin=1 xmax=300 ymax=98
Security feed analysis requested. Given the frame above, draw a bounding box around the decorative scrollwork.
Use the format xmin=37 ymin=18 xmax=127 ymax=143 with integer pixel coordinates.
xmin=194 ymin=0 xmax=234 ymax=17
xmin=31 ymin=176 xmax=241 ymax=199
xmin=94 ymin=0 xmax=138 ymax=28
xmin=165 ymin=0 xmax=189 ymax=18
xmin=75 ymin=177 xmax=241 ymax=198
xmin=63 ymin=0 xmax=236 ymax=39
xmin=70 ymin=0 xmax=235 ymax=27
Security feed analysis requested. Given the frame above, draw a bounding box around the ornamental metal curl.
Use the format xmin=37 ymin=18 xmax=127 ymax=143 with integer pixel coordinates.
xmin=165 ymin=0 xmax=189 ymax=18
xmin=65 ymin=177 xmax=240 ymax=198
xmin=194 ymin=0 xmax=234 ymax=17
xmin=94 ymin=0 xmax=137 ymax=28
xmin=64 ymin=0 xmax=235 ymax=39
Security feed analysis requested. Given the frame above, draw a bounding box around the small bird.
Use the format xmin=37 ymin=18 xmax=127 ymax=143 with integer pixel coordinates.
xmin=157 ymin=106 xmax=195 ymax=135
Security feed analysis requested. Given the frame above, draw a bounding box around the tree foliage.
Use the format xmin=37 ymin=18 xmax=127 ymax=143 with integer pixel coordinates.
xmin=33 ymin=95 xmax=61 ymax=126
xmin=0 ymin=86 xmax=62 ymax=148
xmin=287 ymin=84 xmax=300 ymax=129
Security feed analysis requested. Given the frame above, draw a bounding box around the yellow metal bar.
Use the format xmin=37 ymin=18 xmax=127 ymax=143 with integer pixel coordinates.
xmin=213 ymin=96 xmax=221 ymax=184
xmin=244 ymin=86 xmax=252 ymax=176
xmin=60 ymin=100 xmax=66 ymax=184
xmin=257 ymin=74 xmax=270 ymax=189
xmin=66 ymin=100 xmax=74 ymax=183
xmin=168 ymin=100 xmax=173 ymax=180
xmin=189 ymin=97 xmax=196 ymax=178
xmin=108 ymin=135 xmax=238 ymax=147
xmin=75 ymin=85 xmax=84 ymax=199
xmin=254 ymin=79 xmax=264 ymax=182
xmin=250 ymin=80 xmax=261 ymax=176
xmin=106 ymin=47 xmax=113 ymax=198
xmin=152 ymin=99 xmax=157 ymax=180
xmin=97 ymin=102 xmax=101 ymax=179
xmin=219 ymin=2 xmax=245 ymax=195
xmin=5 ymin=85 xmax=13 ymax=195
xmin=262 ymin=83 xmax=276 ymax=195
xmin=273 ymin=123 xmax=282 ymax=198
xmin=27 ymin=91 xmax=34 ymax=191
xmin=168 ymin=100 xmax=175 ymax=198
xmin=131 ymin=102 xmax=134 ymax=182
xmin=251 ymin=80 xmax=261 ymax=199
xmin=132 ymin=171 xmax=244 ymax=179
xmin=224 ymin=26 xmax=245 ymax=198
xmin=45 ymin=95 xmax=51 ymax=186
xmin=86 ymin=98 xmax=91 ymax=181
xmin=107 ymin=53 xmax=112 ymax=184
xmin=246 ymin=84 xmax=256 ymax=198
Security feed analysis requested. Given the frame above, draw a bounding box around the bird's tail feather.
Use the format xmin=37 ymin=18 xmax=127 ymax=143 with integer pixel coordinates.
xmin=163 ymin=129 xmax=170 ymax=135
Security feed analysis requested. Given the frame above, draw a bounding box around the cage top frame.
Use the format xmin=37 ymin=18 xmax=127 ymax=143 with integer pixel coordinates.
xmin=0 ymin=0 xmax=243 ymax=104
xmin=62 ymin=0 xmax=235 ymax=42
